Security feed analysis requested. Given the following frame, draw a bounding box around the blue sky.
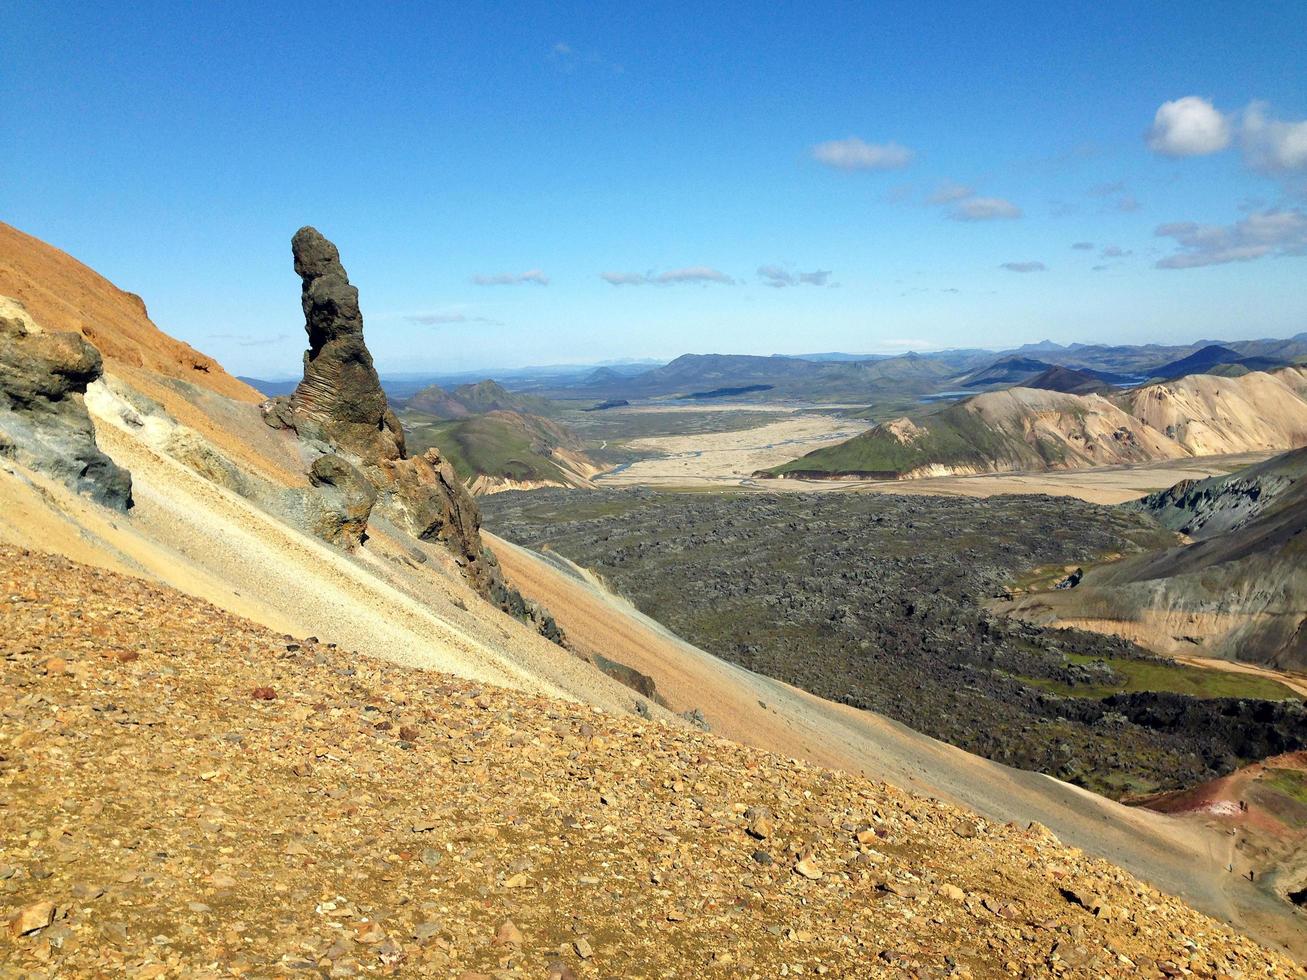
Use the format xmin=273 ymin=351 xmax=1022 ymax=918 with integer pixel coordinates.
xmin=4 ymin=1 xmax=1306 ymax=376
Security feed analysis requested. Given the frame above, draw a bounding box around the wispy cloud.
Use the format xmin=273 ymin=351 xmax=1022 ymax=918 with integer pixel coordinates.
xmin=1155 ymin=208 xmax=1307 ymax=269
xmin=600 ymin=266 xmax=735 ymax=286
xmin=1088 ymin=180 xmax=1127 ymax=197
xmin=1000 ymin=261 xmax=1047 ymax=273
xmin=471 ymin=269 xmax=549 ymax=286
xmin=205 ymin=332 xmax=293 ymax=348
xmin=811 ymin=137 xmax=914 ymax=171
xmin=1100 ymin=245 xmax=1132 ymax=258
xmin=757 ymin=265 xmax=832 ymax=288
xmin=1146 ymin=96 xmax=1232 ymax=157
xmin=927 ymin=181 xmax=974 ymax=204
xmin=951 ymin=197 xmax=1022 ymax=221
xmin=1112 ymin=194 xmax=1142 ymax=212
xmin=403 ymin=311 xmax=503 ymax=326
xmin=1071 ymin=241 xmax=1095 ymax=250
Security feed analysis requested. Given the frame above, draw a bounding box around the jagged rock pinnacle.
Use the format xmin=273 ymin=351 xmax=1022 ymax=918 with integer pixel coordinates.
xmin=288 ymin=226 xmax=405 ymax=461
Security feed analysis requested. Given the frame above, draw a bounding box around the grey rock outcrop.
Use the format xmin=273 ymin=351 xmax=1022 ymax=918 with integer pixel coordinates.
xmin=0 ymin=297 xmax=132 ymax=510
xmin=281 ymin=227 xmax=405 ymax=461
xmin=308 ymin=453 xmax=377 ymax=549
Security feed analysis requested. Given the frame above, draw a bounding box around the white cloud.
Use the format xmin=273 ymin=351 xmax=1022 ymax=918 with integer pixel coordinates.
xmin=811 ymin=137 xmax=914 ymax=171
xmin=600 ymin=267 xmax=735 ymax=286
xmin=600 ymin=271 xmax=647 ymax=286
xmin=552 ymin=41 xmax=572 ymax=56
xmin=655 ymin=266 xmax=734 ymax=285
xmin=950 ymin=197 xmax=1022 ymax=221
xmin=472 ymin=269 xmax=549 ymax=286
xmin=1241 ymin=101 xmax=1307 ymax=173
xmin=1100 ymin=245 xmax=1132 ymax=258
xmin=1000 ymin=261 xmax=1046 ymax=273
xmin=757 ymin=265 xmax=832 ymax=288
xmin=404 ymin=311 xmax=501 ymax=325
xmin=1146 ymin=96 xmax=1231 ymax=157
xmin=927 ymin=181 xmax=974 ymax=204
xmin=1154 ymin=208 xmax=1307 ymax=268
xmin=1071 ymin=241 xmax=1094 ymax=250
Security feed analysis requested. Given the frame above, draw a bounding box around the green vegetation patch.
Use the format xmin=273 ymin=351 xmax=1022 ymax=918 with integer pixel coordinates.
xmin=1024 ymin=653 xmax=1301 ymax=702
xmin=1262 ymin=768 xmax=1307 ymax=806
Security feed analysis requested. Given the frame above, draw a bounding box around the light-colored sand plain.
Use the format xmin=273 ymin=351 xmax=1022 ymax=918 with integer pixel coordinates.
xmin=596 ymin=412 xmax=871 ymax=487
xmin=593 ymin=403 xmax=1274 ymax=502
xmin=771 ymin=452 xmax=1278 ymax=503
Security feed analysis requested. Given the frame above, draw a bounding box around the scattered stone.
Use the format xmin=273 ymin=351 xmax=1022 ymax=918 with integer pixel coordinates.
xmin=493 ymin=920 xmax=522 ymax=946
xmin=7 ymin=901 xmax=55 ymax=938
xmin=745 ymin=806 xmax=776 ymax=840
xmin=794 ymin=857 xmax=823 ymax=880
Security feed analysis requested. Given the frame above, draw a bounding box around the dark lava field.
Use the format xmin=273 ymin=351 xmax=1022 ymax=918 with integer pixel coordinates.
xmin=483 ymin=488 xmax=1307 ymax=799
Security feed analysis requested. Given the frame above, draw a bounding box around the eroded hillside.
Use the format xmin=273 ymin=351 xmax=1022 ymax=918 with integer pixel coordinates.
xmin=771 ymin=370 xmax=1307 ymax=481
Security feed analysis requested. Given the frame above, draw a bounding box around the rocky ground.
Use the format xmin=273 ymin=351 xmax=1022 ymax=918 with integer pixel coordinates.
xmin=2 ymin=546 xmax=1301 ymax=977
xmin=482 ymin=489 xmax=1306 ymax=799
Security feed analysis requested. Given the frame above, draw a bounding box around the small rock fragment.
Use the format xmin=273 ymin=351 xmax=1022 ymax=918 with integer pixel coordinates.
xmin=794 ymin=857 xmax=823 ymax=880
xmin=8 ymin=900 xmax=55 ymax=937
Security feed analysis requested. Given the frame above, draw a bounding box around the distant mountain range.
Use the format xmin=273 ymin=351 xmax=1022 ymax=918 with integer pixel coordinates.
xmin=401 ymin=379 xmax=555 ymax=419
xmin=240 ymin=331 xmax=1307 ymax=406
xmin=496 ymin=332 xmax=1307 ymax=404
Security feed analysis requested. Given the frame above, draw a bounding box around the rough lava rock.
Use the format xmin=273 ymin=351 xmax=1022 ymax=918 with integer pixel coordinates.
xmin=283 ymin=226 xmax=405 ymax=461
xmin=0 ymin=296 xmax=132 ymax=510
xmin=307 ymin=453 xmax=376 ymax=549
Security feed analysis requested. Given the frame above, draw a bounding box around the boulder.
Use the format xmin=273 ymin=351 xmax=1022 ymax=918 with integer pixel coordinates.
xmin=308 ymin=453 xmax=376 ymax=549
xmin=0 ymin=296 xmax=132 ymax=509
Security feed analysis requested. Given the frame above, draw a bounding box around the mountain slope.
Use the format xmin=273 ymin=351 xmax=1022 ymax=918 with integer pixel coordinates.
xmin=771 ymin=370 xmax=1307 ymax=480
xmin=4 ymin=547 xmax=1296 ymax=977
xmin=0 ymin=221 xmax=258 ymax=403
xmin=1122 ymin=371 xmax=1307 ymax=455
xmin=1149 ymin=344 xmax=1293 ymax=380
xmin=1025 ymin=364 xmax=1115 ymax=394
xmin=1005 ymin=447 xmax=1307 ymax=672
xmin=409 ymin=410 xmax=602 ymax=493
xmin=770 ymin=388 xmax=1184 ymax=479
xmin=958 ymin=355 xmax=1054 ymax=388
xmin=404 ymin=378 xmax=554 ymax=419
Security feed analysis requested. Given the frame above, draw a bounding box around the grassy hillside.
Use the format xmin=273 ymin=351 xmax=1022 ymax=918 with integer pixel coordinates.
xmin=407 ymin=410 xmax=589 ymax=486
xmin=769 ymin=403 xmax=1019 ymax=477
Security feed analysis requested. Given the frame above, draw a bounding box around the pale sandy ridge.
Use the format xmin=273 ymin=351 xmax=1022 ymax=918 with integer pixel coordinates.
xmin=488 ymin=535 xmax=1307 ymax=960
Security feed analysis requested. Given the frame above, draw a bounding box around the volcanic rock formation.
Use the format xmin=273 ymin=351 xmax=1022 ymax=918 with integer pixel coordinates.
xmin=282 ymin=227 xmax=405 ymax=460
xmin=0 ymin=296 xmax=131 ymax=510
xmin=267 ymin=227 xmax=497 ymax=591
